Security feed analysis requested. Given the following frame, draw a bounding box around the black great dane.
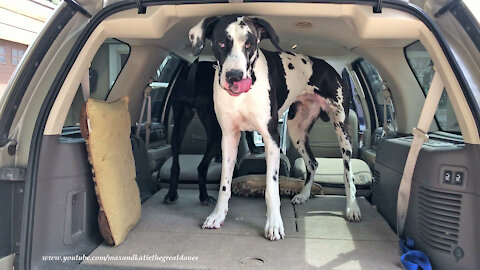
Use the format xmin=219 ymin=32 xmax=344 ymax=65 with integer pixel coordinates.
xmin=164 ymin=60 xmax=221 ymax=205
xmin=189 ymin=15 xmax=362 ymax=240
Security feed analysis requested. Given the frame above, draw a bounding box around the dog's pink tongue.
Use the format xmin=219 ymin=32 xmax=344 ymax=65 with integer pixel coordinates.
xmin=233 ymin=78 xmax=252 ymax=93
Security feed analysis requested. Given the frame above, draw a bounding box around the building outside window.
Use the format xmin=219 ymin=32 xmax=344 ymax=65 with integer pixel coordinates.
xmin=0 ymin=0 xmax=54 ymax=94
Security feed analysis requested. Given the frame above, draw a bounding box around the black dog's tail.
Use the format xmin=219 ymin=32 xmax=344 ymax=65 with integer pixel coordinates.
xmin=340 ymin=69 xmax=354 ymax=125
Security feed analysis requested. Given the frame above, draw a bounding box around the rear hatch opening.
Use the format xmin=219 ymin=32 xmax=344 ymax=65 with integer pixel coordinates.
xmin=13 ymin=1 xmax=479 ymax=270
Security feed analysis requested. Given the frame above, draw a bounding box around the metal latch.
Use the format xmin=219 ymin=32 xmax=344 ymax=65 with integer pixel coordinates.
xmin=373 ymin=0 xmax=382 ymax=13
xmin=64 ymin=0 xmax=92 ymax=18
xmin=0 ymin=167 xmax=26 ymax=181
xmin=136 ymin=0 xmax=146 ymax=14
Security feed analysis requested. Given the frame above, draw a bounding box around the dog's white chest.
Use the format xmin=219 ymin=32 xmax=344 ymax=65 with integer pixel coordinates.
xmin=213 ymin=71 xmax=272 ymax=132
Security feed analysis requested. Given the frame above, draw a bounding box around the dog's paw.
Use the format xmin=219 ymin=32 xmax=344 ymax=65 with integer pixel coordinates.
xmin=346 ymin=200 xmax=362 ymax=222
xmin=199 ymin=195 xmax=217 ymax=206
xmin=202 ymin=210 xmax=226 ymax=229
xmin=264 ymin=212 xmax=285 ymax=240
xmin=291 ymin=192 xmax=310 ymax=204
xmin=163 ymin=192 xmax=178 ymax=204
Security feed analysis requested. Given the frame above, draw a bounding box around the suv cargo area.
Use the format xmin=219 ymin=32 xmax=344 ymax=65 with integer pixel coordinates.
xmin=1 ymin=1 xmax=479 ymax=270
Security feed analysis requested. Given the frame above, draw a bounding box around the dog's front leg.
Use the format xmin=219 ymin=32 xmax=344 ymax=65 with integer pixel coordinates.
xmin=263 ymin=135 xmax=285 ymax=240
xmin=202 ymin=131 xmax=240 ymax=229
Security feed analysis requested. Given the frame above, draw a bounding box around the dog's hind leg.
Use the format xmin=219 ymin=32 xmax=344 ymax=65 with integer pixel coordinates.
xmin=164 ymin=105 xmax=194 ymax=204
xmin=287 ymin=99 xmax=320 ymax=205
xmin=197 ymin=109 xmax=222 ymax=205
xmin=328 ymin=88 xmax=362 ymax=221
xmin=202 ymin=130 xmax=240 ymax=229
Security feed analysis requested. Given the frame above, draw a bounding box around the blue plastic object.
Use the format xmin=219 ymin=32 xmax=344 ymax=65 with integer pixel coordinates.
xmin=399 ymin=238 xmax=432 ymax=270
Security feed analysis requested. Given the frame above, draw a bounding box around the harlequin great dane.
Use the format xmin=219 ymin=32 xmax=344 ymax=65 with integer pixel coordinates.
xmin=189 ymin=15 xmax=362 ymax=240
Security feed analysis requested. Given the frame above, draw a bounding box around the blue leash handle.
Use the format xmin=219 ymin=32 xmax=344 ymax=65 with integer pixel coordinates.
xmin=399 ymin=238 xmax=432 ymax=270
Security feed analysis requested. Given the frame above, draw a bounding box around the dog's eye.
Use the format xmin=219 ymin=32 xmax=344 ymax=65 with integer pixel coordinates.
xmin=245 ymin=42 xmax=252 ymax=49
xmin=217 ymin=41 xmax=225 ymax=48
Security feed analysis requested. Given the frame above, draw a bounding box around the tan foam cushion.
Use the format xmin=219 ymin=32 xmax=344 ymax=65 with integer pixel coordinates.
xmin=232 ymin=174 xmax=323 ymax=197
xmin=293 ymin=158 xmax=372 ymax=187
xmin=80 ymin=97 xmax=141 ymax=246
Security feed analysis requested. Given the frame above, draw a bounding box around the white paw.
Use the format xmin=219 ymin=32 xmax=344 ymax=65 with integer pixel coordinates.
xmin=346 ymin=199 xmax=362 ymax=222
xmin=291 ymin=192 xmax=310 ymax=204
xmin=264 ymin=212 xmax=285 ymax=240
xmin=202 ymin=209 xmax=227 ymax=229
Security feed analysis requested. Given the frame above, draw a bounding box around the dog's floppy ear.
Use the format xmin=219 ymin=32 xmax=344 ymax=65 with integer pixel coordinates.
xmin=189 ymin=17 xmax=219 ymax=56
xmin=251 ymin=18 xmax=283 ymax=52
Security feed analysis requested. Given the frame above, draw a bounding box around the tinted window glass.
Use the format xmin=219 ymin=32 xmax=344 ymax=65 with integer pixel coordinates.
xmin=358 ymin=59 xmax=395 ymax=131
xmin=150 ymin=55 xmax=182 ymax=124
xmin=63 ymin=39 xmax=130 ymax=128
xmin=405 ymin=41 xmax=460 ymax=133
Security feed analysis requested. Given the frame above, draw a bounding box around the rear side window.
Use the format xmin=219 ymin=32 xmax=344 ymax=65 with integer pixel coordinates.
xmin=63 ymin=39 xmax=130 ymax=129
xmin=132 ymin=55 xmax=182 ymax=147
xmin=150 ymin=55 xmax=182 ymax=125
xmin=355 ymin=59 xmax=396 ymax=132
xmin=405 ymin=41 xmax=461 ymax=133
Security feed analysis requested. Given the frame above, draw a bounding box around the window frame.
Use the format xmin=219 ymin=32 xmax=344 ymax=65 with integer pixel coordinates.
xmin=101 ymin=39 xmax=131 ymax=101
xmin=61 ymin=39 xmax=131 ymax=131
xmin=342 ymin=68 xmax=367 ymax=133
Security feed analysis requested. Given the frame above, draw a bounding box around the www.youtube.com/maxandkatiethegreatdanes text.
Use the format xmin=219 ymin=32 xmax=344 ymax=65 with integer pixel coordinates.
xmin=42 ymin=254 xmax=199 ymax=263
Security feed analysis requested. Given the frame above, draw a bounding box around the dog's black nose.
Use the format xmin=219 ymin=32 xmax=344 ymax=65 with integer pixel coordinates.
xmin=226 ymin=70 xmax=244 ymax=84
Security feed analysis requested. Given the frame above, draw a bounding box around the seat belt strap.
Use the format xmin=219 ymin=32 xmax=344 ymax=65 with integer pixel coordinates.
xmin=396 ymin=71 xmax=444 ymax=236
xmin=145 ymin=87 xmax=152 ymax=147
xmin=136 ymin=80 xmax=153 ymax=148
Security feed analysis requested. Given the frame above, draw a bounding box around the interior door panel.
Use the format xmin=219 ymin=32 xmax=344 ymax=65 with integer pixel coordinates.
xmin=30 ymin=136 xmax=102 ymax=269
xmin=373 ymin=135 xmax=479 ymax=270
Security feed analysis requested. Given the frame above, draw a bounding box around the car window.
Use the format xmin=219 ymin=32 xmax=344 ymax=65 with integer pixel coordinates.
xmin=405 ymin=41 xmax=461 ymax=134
xmin=131 ymin=55 xmax=182 ymax=147
xmin=63 ymin=39 xmax=130 ymax=129
xmin=150 ymin=55 xmax=182 ymax=125
xmin=356 ymin=59 xmax=396 ymax=132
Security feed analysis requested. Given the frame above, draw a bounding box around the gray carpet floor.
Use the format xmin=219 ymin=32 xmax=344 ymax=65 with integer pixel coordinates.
xmin=82 ymin=189 xmax=402 ymax=269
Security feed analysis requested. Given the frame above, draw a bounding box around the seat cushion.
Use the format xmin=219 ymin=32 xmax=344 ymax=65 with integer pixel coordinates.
xmin=80 ymin=97 xmax=141 ymax=246
xmin=292 ymin=158 xmax=372 ymax=195
xmin=159 ymin=155 xmax=222 ymax=182
xmin=237 ymin=153 xmax=291 ymax=177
